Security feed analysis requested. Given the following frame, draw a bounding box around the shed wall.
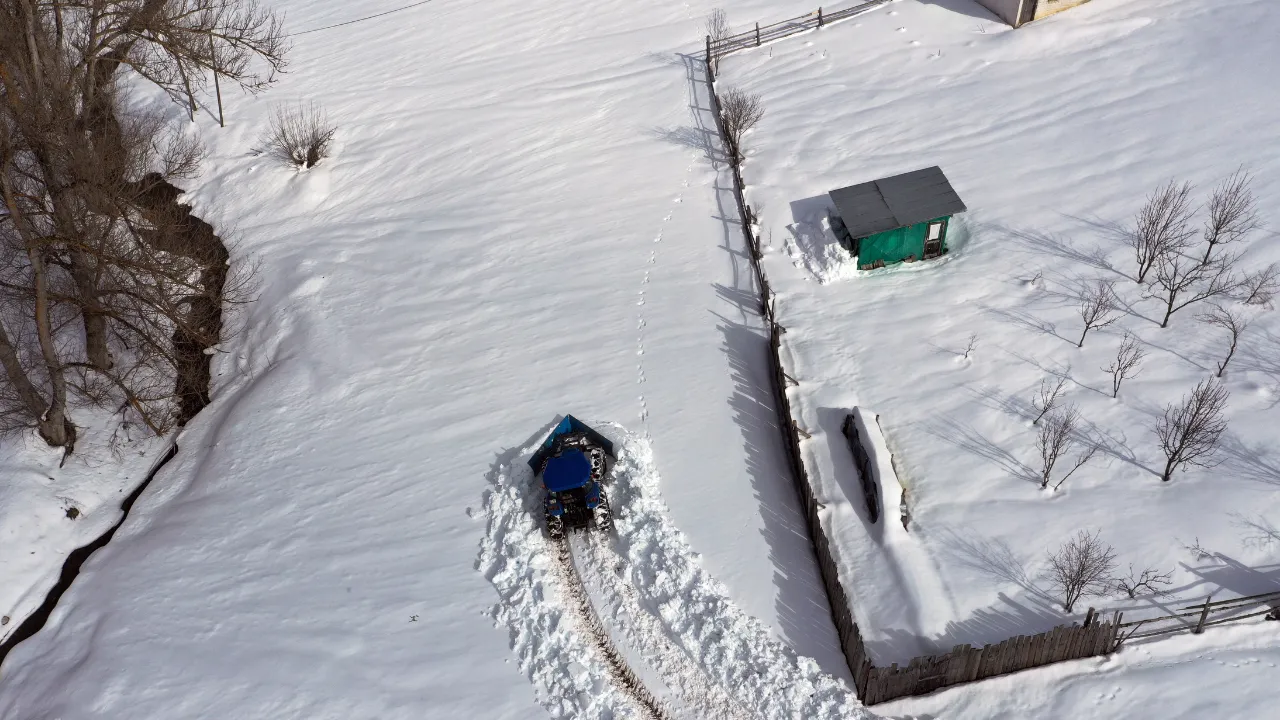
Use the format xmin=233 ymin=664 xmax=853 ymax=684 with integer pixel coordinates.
xmin=857 ymin=217 xmax=948 ymax=269
xmin=1034 ymin=0 xmax=1092 ymax=20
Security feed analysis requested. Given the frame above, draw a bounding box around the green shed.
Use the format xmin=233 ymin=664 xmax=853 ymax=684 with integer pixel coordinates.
xmin=828 ymin=166 xmax=966 ymax=270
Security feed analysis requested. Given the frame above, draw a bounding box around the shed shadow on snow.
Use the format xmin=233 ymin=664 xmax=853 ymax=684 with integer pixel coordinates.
xmin=916 ymin=0 xmax=1002 ymax=23
xmin=715 ymin=312 xmax=851 ymax=682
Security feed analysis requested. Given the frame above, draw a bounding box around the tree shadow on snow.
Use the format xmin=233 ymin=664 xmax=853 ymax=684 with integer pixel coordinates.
xmin=925 ymin=416 xmax=1039 ymax=486
xmin=714 ymin=313 xmax=851 ymax=681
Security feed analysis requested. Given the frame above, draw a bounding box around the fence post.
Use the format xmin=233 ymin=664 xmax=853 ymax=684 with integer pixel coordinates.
xmin=705 ymin=35 xmax=714 ymax=81
xmin=208 ymin=31 xmax=225 ymax=128
xmin=1083 ymin=607 xmax=1095 ymax=627
xmin=756 ymin=22 xmax=761 ymax=46
xmin=1194 ymin=595 xmax=1213 ymax=634
xmin=818 ymin=6 xmax=824 ymax=27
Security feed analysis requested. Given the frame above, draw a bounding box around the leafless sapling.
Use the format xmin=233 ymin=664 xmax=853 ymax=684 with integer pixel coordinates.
xmin=1045 ymin=530 xmax=1117 ymax=613
xmin=1153 ymin=248 xmax=1238 ymax=328
xmin=1036 ymin=405 xmax=1099 ymax=490
xmin=1197 ymin=304 xmax=1250 ymax=378
xmin=1102 ymin=332 xmax=1146 ymax=398
xmin=718 ymin=87 xmax=764 ymax=166
xmin=1200 ymin=168 xmax=1261 ymax=265
xmin=1239 ymin=262 xmax=1280 ymax=306
xmin=706 ymin=8 xmax=732 ymax=43
xmin=1155 ymin=378 xmax=1229 ymax=482
xmin=1114 ymin=564 xmax=1173 ymax=598
xmin=962 ymin=333 xmax=978 ymax=360
xmin=1032 ymin=376 xmax=1068 ymax=425
xmin=1131 ymin=181 xmax=1196 ymax=284
xmin=1077 ymin=280 xmax=1118 ymax=347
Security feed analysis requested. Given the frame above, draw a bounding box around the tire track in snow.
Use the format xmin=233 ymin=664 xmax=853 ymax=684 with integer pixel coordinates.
xmin=572 ymin=535 xmax=754 ymax=720
xmin=551 ymin=536 xmax=674 ymax=720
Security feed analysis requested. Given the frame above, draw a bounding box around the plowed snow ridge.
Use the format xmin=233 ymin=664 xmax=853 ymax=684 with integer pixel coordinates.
xmin=477 ymin=424 xmax=877 ymax=719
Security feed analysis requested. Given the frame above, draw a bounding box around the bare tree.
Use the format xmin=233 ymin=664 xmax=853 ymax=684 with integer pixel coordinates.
xmin=263 ymin=103 xmax=336 ymax=169
xmin=1131 ymin=181 xmax=1196 ymax=284
xmin=1114 ymin=564 xmax=1173 ymax=598
xmin=1037 ymin=405 xmax=1078 ymax=489
xmin=706 ymin=8 xmax=732 ymax=43
xmin=1045 ymin=530 xmax=1117 ymax=613
xmin=1102 ymin=332 xmax=1146 ymax=398
xmin=1238 ymin=262 xmax=1280 ymax=306
xmin=1197 ymin=304 xmax=1250 ymax=378
xmin=718 ymin=87 xmax=764 ymax=166
xmin=1155 ymin=378 xmax=1229 ymax=482
xmin=1200 ymin=168 xmax=1260 ymax=264
xmin=1032 ymin=376 xmax=1068 ymax=425
xmin=1153 ymin=250 xmax=1237 ymax=328
xmin=962 ymin=333 xmax=978 ymax=360
xmin=1077 ymin=279 xmax=1118 ymax=347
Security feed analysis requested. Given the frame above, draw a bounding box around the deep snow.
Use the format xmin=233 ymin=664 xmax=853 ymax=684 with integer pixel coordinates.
xmin=3 ymin=0 xmax=1279 ymax=717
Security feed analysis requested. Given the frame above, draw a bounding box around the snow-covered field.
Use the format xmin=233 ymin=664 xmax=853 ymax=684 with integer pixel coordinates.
xmin=719 ymin=0 xmax=1280 ymax=668
xmin=0 ymin=0 xmax=868 ymax=717
xmin=3 ymin=0 xmax=1279 ymax=718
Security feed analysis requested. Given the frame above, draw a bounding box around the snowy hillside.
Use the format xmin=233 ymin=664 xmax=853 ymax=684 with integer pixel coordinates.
xmin=2 ymin=0 xmax=1278 ymax=718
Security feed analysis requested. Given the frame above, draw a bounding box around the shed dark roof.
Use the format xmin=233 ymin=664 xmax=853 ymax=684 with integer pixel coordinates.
xmin=828 ymin=166 xmax=966 ymax=239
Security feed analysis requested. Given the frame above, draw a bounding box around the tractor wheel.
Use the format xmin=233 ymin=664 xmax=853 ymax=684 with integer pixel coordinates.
xmin=593 ymin=492 xmax=613 ymax=533
xmin=546 ymin=513 xmax=565 ymax=540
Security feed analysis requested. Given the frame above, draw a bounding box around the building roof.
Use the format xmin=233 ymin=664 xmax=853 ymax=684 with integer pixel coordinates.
xmin=828 ymin=166 xmax=966 ymax=239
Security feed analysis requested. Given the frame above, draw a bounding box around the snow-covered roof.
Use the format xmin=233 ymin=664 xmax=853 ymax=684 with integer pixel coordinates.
xmin=828 ymin=166 xmax=966 ymax=239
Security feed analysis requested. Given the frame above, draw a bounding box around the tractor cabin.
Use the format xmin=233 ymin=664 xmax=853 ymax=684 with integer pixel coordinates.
xmin=828 ymin=166 xmax=966 ymax=271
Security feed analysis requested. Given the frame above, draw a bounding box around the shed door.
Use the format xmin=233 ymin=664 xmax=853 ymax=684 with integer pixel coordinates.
xmin=923 ymin=221 xmax=944 ymax=259
xmin=1017 ymin=0 xmax=1038 ymax=27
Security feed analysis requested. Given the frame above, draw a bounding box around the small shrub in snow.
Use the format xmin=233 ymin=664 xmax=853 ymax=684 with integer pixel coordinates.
xmin=1101 ymin=332 xmax=1146 ymax=398
xmin=1155 ymin=378 xmax=1229 ymax=482
xmin=962 ymin=333 xmax=978 ymax=360
xmin=1045 ymin=529 xmax=1116 ymax=613
xmin=264 ymin=102 xmax=335 ymax=169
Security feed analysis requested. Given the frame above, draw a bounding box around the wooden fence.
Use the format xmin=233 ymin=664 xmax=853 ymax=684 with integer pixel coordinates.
xmin=1114 ymin=590 xmax=1280 ymax=646
xmin=705 ymin=0 xmax=893 ymax=69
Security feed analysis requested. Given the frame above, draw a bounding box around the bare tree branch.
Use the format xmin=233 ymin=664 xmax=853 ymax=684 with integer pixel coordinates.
xmin=1114 ymin=564 xmax=1172 ymax=599
xmin=1032 ymin=376 xmax=1068 ymax=425
xmin=1238 ymin=262 xmax=1279 ymax=306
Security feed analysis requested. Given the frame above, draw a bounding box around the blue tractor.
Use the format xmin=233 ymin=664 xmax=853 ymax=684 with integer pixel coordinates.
xmin=529 ymin=416 xmax=615 ymax=539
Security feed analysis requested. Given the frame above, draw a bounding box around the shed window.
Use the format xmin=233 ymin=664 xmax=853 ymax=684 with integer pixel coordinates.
xmin=927 ymin=222 xmax=943 ymax=241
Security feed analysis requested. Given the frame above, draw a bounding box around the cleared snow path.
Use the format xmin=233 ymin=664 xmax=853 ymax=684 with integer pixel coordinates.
xmin=477 ymin=424 xmax=876 ymax=720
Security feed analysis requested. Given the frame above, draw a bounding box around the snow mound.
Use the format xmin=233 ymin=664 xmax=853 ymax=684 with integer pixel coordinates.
xmin=478 ymin=424 xmax=877 ymax=720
